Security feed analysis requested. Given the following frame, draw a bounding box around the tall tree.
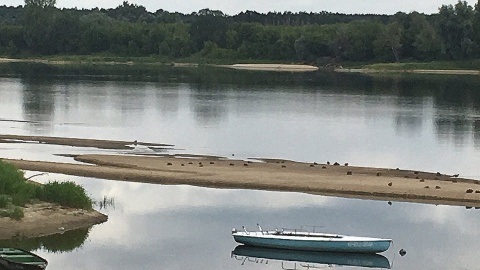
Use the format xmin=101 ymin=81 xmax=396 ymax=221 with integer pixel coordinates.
xmin=24 ymin=0 xmax=56 ymax=8
xmin=473 ymin=0 xmax=480 ymax=56
xmin=189 ymin=9 xmax=228 ymax=51
xmin=436 ymin=1 xmax=475 ymax=59
xmin=22 ymin=0 xmax=59 ymax=54
xmin=373 ymin=22 xmax=403 ymax=62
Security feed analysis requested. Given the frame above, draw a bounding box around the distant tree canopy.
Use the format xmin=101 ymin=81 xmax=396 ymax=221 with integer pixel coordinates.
xmin=0 ymin=1 xmax=479 ymax=63
xmin=24 ymin=0 xmax=56 ymax=8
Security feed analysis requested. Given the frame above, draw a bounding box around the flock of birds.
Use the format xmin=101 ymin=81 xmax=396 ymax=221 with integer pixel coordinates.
xmin=157 ymin=151 xmax=480 ymax=200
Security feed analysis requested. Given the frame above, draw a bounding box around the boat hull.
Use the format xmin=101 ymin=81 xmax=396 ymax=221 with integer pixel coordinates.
xmin=0 ymin=248 xmax=48 ymax=270
xmin=232 ymin=232 xmax=391 ymax=253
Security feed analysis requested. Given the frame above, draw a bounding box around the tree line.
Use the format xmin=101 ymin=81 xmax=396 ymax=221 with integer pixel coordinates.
xmin=0 ymin=0 xmax=479 ymax=64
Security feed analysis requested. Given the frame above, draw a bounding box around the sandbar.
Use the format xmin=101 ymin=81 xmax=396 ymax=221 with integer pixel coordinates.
xmin=2 ymin=133 xmax=480 ymax=240
xmin=4 ymin=154 xmax=480 ymax=207
xmin=0 ymin=134 xmax=173 ymax=150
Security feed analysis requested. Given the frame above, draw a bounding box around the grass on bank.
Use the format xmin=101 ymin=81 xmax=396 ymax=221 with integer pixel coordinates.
xmin=0 ymin=160 xmax=93 ymax=220
xmin=362 ymin=60 xmax=480 ymax=71
xmin=4 ymin=53 xmax=480 ymax=71
xmin=1 ymin=52 xmax=308 ymax=66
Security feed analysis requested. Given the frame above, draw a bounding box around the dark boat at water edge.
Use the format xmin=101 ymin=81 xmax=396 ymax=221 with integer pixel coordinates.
xmin=0 ymin=248 xmax=47 ymax=270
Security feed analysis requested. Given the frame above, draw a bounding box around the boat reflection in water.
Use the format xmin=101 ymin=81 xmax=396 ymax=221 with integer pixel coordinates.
xmin=231 ymin=245 xmax=391 ymax=269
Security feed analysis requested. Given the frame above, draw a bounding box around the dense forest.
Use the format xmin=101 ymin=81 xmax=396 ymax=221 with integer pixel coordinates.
xmin=0 ymin=0 xmax=479 ymax=64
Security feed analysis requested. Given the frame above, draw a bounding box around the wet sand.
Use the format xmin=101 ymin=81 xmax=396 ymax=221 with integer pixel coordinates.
xmin=0 ymin=134 xmax=173 ymax=150
xmin=5 ymin=154 xmax=480 ymax=207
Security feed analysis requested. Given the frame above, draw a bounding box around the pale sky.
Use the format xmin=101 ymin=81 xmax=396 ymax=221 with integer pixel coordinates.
xmin=0 ymin=0 xmax=476 ymax=15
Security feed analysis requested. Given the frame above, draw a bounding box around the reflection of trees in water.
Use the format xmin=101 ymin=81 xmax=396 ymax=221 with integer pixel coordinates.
xmin=189 ymin=87 xmax=228 ymax=126
xmin=371 ymin=74 xmax=480 ymax=146
xmin=0 ymin=227 xmax=91 ymax=253
xmin=431 ymin=77 xmax=480 ymax=147
xmin=21 ymin=79 xmax=56 ymax=130
xmin=154 ymin=87 xmax=180 ymax=116
xmin=435 ymin=117 xmax=471 ymax=146
xmin=5 ymin=62 xmax=480 ymax=145
xmin=474 ymin=121 xmax=480 ymax=149
xmin=387 ymin=76 xmax=427 ymax=135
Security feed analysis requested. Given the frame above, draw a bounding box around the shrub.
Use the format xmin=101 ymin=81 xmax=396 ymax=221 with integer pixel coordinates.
xmin=10 ymin=206 xmax=24 ymax=220
xmin=12 ymin=183 xmax=36 ymax=207
xmin=0 ymin=161 xmax=94 ymax=218
xmin=0 ymin=209 xmax=10 ymax=217
xmin=0 ymin=196 xmax=8 ymax=208
xmin=0 ymin=160 xmax=26 ymax=194
xmin=42 ymin=181 xmax=92 ymax=210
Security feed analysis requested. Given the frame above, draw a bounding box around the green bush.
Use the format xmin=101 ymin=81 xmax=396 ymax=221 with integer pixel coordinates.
xmin=0 ymin=160 xmax=26 ymax=194
xmin=0 ymin=161 xmax=94 ymax=217
xmin=0 ymin=196 xmax=8 ymax=208
xmin=12 ymin=182 xmax=36 ymax=207
xmin=10 ymin=206 xmax=24 ymax=220
xmin=42 ymin=181 xmax=92 ymax=210
xmin=0 ymin=206 xmax=25 ymax=220
xmin=0 ymin=209 xmax=10 ymax=217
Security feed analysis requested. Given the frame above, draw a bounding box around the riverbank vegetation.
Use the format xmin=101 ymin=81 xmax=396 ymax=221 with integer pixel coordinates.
xmin=0 ymin=1 xmax=480 ymax=67
xmin=0 ymin=160 xmax=93 ymax=220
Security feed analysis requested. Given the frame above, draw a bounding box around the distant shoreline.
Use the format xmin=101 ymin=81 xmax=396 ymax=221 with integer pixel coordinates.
xmin=2 ymin=57 xmax=479 ymax=75
xmin=335 ymin=68 xmax=480 ymax=75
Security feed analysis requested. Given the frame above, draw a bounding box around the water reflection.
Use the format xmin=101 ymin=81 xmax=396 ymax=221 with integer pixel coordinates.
xmin=3 ymin=63 xmax=480 ymax=146
xmin=0 ymin=227 xmax=90 ymax=253
xmin=231 ymin=245 xmax=391 ymax=269
xmin=190 ymin=87 xmax=228 ymax=126
xmin=21 ymin=78 xmax=56 ymax=130
xmin=97 ymin=196 xmax=116 ymax=211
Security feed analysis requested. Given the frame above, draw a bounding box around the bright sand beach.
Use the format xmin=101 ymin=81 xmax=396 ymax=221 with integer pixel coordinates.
xmin=227 ymin=64 xmax=319 ymax=72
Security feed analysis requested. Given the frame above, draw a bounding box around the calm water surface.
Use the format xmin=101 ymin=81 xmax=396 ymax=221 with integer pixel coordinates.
xmin=1 ymin=64 xmax=480 ymax=270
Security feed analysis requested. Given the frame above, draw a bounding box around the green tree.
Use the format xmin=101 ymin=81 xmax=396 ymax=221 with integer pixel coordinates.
xmin=189 ymin=9 xmax=228 ymax=52
xmin=413 ymin=21 xmax=442 ymax=60
xmin=373 ymin=22 xmax=404 ymax=62
xmin=343 ymin=21 xmax=381 ymax=61
xmin=78 ymin=12 xmax=115 ymax=54
xmin=22 ymin=0 xmax=62 ymax=54
xmin=25 ymin=0 xmax=56 ymax=8
xmin=473 ymin=0 xmax=480 ymax=56
xmin=436 ymin=1 xmax=475 ymax=59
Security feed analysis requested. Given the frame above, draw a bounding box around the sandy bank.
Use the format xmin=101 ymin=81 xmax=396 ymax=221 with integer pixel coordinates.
xmin=227 ymin=64 xmax=319 ymax=72
xmin=5 ymin=155 xmax=480 ymax=207
xmin=0 ymin=202 xmax=107 ymax=240
xmin=335 ymin=68 xmax=480 ymax=75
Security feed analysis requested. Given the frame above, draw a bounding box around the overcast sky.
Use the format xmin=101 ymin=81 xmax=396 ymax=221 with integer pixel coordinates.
xmin=0 ymin=0 xmax=476 ymax=15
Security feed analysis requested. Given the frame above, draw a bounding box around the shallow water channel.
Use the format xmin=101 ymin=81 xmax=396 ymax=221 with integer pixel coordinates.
xmin=1 ymin=63 xmax=480 ymax=270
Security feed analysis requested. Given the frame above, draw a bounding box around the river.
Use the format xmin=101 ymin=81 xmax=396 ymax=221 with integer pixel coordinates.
xmin=0 ymin=63 xmax=480 ymax=270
